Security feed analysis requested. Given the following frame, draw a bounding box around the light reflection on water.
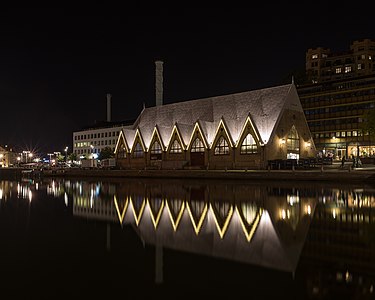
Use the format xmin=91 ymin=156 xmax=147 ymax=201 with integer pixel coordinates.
xmin=0 ymin=178 xmax=375 ymax=298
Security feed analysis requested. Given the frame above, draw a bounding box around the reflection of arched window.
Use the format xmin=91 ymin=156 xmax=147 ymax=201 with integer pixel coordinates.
xmin=118 ymin=146 xmax=127 ymax=158
xmin=240 ymin=133 xmax=258 ymax=154
xmin=150 ymin=140 xmax=162 ymax=154
xmin=191 ymin=137 xmax=205 ymax=152
xmin=214 ymin=136 xmax=229 ymax=155
xmin=133 ymin=142 xmax=144 ymax=158
xmin=170 ymin=139 xmax=182 ymax=153
xmin=287 ymin=127 xmax=299 ymax=152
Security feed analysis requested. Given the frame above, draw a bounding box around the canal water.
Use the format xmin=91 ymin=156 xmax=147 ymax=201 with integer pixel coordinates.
xmin=0 ymin=177 xmax=374 ymax=299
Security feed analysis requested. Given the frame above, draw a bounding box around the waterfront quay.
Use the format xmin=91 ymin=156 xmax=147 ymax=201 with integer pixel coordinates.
xmin=1 ymin=162 xmax=375 ymax=183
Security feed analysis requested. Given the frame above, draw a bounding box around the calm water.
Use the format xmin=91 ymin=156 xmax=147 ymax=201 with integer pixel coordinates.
xmin=0 ymin=177 xmax=374 ymax=299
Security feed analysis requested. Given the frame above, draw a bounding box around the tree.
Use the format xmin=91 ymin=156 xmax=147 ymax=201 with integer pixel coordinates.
xmin=98 ymin=147 xmax=114 ymax=160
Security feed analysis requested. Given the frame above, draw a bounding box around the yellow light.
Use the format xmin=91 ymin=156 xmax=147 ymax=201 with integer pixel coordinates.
xmin=236 ymin=206 xmax=263 ymax=242
xmin=186 ymin=202 xmax=208 ymax=235
xmin=210 ymin=203 xmax=234 ymax=239
xmin=130 ymin=196 xmax=146 ymax=226
xmin=166 ymin=200 xmax=185 ymax=231
xmin=280 ymin=138 xmax=286 ymax=145
xmin=148 ymin=199 xmax=165 ymax=229
xmin=114 ymin=195 xmax=129 ymax=225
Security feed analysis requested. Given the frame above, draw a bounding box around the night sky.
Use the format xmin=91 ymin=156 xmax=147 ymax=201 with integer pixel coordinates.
xmin=1 ymin=5 xmax=374 ymax=156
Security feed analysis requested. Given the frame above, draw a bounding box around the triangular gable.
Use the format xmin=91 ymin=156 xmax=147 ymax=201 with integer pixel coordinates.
xmin=167 ymin=124 xmax=186 ymax=152
xmin=114 ymin=130 xmax=130 ymax=154
xmin=176 ymin=123 xmax=194 ymax=146
xmin=187 ymin=121 xmax=209 ymax=150
xmin=149 ymin=125 xmax=165 ymax=151
xmin=212 ymin=118 xmax=234 ymax=148
xmin=267 ymin=84 xmax=305 ymax=145
xmin=131 ymin=128 xmax=147 ymax=153
xmin=113 ymin=195 xmax=129 ymax=225
xmin=130 ymin=195 xmax=146 ymax=226
xmin=235 ymin=205 xmax=263 ymax=242
xmin=147 ymin=198 xmax=165 ymax=229
xmin=210 ymin=203 xmax=234 ymax=239
xmin=123 ymin=128 xmax=136 ymax=149
xmin=166 ymin=199 xmax=185 ymax=231
xmin=235 ymin=115 xmax=263 ymax=147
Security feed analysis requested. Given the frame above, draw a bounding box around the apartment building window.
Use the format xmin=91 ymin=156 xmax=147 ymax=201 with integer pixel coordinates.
xmin=335 ymin=68 xmax=342 ymax=74
xmin=345 ymin=66 xmax=352 ymax=73
xmin=312 ymin=54 xmax=318 ymax=59
xmin=361 ymin=54 xmax=366 ymax=59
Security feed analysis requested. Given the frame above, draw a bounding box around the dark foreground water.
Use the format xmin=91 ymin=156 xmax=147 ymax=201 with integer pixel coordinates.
xmin=0 ymin=177 xmax=374 ymax=299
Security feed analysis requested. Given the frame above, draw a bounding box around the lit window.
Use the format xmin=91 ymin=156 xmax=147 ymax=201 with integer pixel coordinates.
xmin=312 ymin=54 xmax=318 ymax=59
xmin=344 ymin=66 xmax=352 ymax=73
xmin=369 ymin=55 xmax=372 ymax=60
xmin=287 ymin=126 xmax=299 ymax=153
xmin=362 ymin=54 xmax=366 ymax=60
xmin=240 ymin=133 xmax=258 ymax=154
xmin=347 ymin=131 xmax=351 ymax=137
xmin=117 ymin=146 xmax=127 ymax=158
xmin=353 ymin=131 xmax=358 ymax=137
xmin=341 ymin=131 xmax=346 ymax=137
xmin=214 ymin=136 xmax=229 ymax=155
xmin=170 ymin=139 xmax=182 ymax=153
xmin=150 ymin=140 xmax=162 ymax=154
xmin=358 ymin=63 xmax=362 ymax=70
xmin=191 ymin=137 xmax=205 ymax=153
xmin=133 ymin=142 xmax=144 ymax=158
xmin=335 ymin=68 xmax=342 ymax=74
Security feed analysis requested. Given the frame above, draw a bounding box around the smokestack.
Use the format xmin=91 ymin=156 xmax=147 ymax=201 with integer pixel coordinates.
xmin=106 ymin=93 xmax=112 ymax=122
xmin=155 ymin=60 xmax=163 ymax=106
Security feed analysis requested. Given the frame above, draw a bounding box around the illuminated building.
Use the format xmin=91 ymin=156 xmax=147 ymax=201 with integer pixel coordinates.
xmin=298 ymin=38 xmax=375 ymax=159
xmin=114 ymin=83 xmax=316 ymax=170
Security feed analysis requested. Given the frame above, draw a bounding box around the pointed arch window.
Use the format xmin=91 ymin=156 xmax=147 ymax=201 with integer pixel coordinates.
xmin=117 ymin=146 xmax=127 ymax=158
xmin=150 ymin=140 xmax=162 ymax=154
xmin=191 ymin=137 xmax=205 ymax=153
xmin=287 ymin=127 xmax=299 ymax=152
xmin=170 ymin=139 xmax=182 ymax=153
xmin=240 ymin=133 xmax=258 ymax=154
xmin=133 ymin=142 xmax=144 ymax=158
xmin=214 ymin=136 xmax=229 ymax=155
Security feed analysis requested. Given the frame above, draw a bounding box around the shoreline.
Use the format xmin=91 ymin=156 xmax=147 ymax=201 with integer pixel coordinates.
xmin=1 ymin=166 xmax=375 ymax=183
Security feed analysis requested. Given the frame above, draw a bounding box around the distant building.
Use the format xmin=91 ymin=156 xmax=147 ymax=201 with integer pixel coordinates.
xmin=0 ymin=145 xmax=16 ymax=167
xmin=298 ymin=39 xmax=375 ymax=160
xmin=72 ymin=120 xmax=134 ymax=159
xmin=114 ymin=83 xmax=316 ymax=170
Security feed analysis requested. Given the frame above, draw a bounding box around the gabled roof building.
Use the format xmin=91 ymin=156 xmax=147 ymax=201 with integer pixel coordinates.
xmin=114 ymin=82 xmax=316 ymax=170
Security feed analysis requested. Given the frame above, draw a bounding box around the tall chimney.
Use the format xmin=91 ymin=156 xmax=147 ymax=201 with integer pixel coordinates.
xmin=106 ymin=93 xmax=112 ymax=122
xmin=155 ymin=60 xmax=163 ymax=106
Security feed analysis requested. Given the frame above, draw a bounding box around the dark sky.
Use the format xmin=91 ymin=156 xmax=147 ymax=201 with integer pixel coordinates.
xmin=1 ymin=5 xmax=374 ymax=155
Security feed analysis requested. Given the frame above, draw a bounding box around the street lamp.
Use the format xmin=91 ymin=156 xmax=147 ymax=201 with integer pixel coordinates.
xmin=64 ymin=147 xmax=68 ymax=163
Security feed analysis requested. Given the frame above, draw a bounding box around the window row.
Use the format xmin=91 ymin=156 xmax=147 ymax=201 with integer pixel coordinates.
xmin=74 ymin=131 xmax=120 ymax=140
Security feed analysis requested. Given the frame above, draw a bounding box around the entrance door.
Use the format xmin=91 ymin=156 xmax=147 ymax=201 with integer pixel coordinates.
xmin=191 ymin=152 xmax=205 ymax=166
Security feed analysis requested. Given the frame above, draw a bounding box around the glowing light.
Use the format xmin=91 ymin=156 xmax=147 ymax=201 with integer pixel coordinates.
xmin=333 ymin=209 xmax=336 ymax=219
xmin=28 ymin=190 xmax=32 ymax=202
xmin=212 ymin=118 xmax=234 ymax=148
xmin=150 ymin=126 xmax=165 ymax=151
xmin=280 ymin=138 xmax=286 ymax=145
xmin=210 ymin=203 xmax=234 ymax=239
xmin=187 ymin=122 xmax=209 ymax=150
xmin=148 ymin=199 xmax=165 ymax=229
xmin=236 ymin=206 xmax=263 ymax=242
xmin=0 ymin=188 xmax=3 ymax=200
xmin=235 ymin=116 xmax=262 ymax=147
xmin=166 ymin=200 xmax=185 ymax=231
xmin=186 ymin=201 xmax=208 ymax=235
xmin=114 ymin=195 xmax=129 ymax=224
xmin=64 ymin=192 xmax=68 ymax=206
xmin=130 ymin=196 xmax=146 ymax=226
xmin=306 ymin=205 xmax=311 ymax=215
xmin=167 ymin=125 xmax=186 ymax=152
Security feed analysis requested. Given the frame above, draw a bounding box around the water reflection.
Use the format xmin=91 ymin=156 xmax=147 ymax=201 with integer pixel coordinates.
xmin=1 ymin=178 xmax=375 ymax=298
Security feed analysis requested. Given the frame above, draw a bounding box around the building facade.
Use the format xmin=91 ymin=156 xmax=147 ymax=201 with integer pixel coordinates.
xmin=114 ymin=83 xmax=316 ymax=170
xmin=299 ymin=39 xmax=375 ymax=160
xmin=73 ymin=121 xmax=133 ymax=159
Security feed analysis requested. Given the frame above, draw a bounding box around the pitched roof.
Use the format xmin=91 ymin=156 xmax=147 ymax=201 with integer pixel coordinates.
xmin=132 ymin=83 xmax=294 ymax=148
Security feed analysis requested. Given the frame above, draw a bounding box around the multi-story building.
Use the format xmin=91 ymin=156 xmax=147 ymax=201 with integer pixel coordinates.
xmin=298 ymin=39 xmax=375 ymax=160
xmin=73 ymin=120 xmax=134 ymax=159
